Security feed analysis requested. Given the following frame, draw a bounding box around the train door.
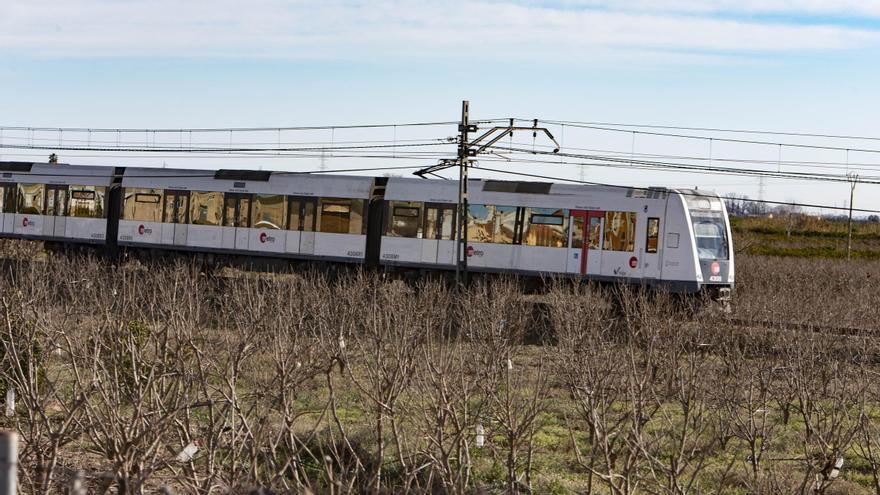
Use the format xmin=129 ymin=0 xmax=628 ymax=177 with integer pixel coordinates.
xmin=583 ymin=211 xmax=604 ymax=275
xmin=223 ymin=193 xmax=251 ymax=251
xmin=569 ymin=210 xmax=603 ymax=276
xmin=298 ymin=198 xmax=317 ymax=255
xmin=0 ymin=185 xmax=9 ymax=234
xmin=163 ymin=191 xmax=189 ymax=246
xmin=422 ymin=204 xmax=455 ymax=264
xmin=44 ymin=185 xmax=68 ymax=237
xmin=1 ymin=185 xmax=15 ymax=234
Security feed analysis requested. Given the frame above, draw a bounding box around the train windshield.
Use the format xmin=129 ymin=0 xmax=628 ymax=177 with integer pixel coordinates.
xmin=691 ymin=211 xmax=729 ymax=260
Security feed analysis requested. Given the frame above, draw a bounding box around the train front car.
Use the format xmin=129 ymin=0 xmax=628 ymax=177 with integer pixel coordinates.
xmin=678 ymin=189 xmax=735 ymax=303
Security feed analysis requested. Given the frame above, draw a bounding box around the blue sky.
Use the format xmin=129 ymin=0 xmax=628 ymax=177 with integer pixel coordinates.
xmin=2 ymin=0 xmax=880 ymax=213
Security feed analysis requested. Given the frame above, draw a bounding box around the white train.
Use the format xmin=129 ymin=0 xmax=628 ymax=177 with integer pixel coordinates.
xmin=0 ymin=161 xmax=734 ymax=297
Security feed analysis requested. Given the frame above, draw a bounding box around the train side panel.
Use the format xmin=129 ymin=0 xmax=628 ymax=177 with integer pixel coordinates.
xmin=658 ymin=193 xmax=702 ymax=291
xmin=117 ymin=168 xmax=372 ymax=263
xmin=0 ymin=162 xmax=114 ymax=245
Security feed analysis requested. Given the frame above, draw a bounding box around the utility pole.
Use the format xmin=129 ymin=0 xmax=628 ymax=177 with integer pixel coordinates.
xmin=847 ymin=173 xmax=858 ymax=260
xmin=415 ymin=101 xmax=561 ymax=289
xmin=455 ymin=101 xmax=475 ymax=288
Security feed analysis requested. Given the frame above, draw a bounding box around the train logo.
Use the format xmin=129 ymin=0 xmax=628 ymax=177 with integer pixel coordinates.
xmin=629 ymin=256 xmax=638 ymax=269
xmin=259 ymin=232 xmax=276 ymax=244
xmin=21 ymin=217 xmax=28 ymax=227
xmin=137 ymin=224 xmax=153 ymax=236
xmin=466 ymin=246 xmax=474 ymax=257
xmin=711 ymin=261 xmax=720 ymax=276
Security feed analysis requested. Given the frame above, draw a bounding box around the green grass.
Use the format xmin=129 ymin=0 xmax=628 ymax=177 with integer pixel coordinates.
xmin=731 ymin=215 xmax=880 ymax=259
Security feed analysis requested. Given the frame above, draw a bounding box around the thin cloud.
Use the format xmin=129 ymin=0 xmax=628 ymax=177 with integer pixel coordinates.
xmin=544 ymin=0 xmax=880 ymax=17
xmin=0 ymin=0 xmax=878 ymax=60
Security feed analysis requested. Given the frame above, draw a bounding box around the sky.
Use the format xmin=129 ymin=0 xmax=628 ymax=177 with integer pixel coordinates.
xmin=2 ymin=0 xmax=880 ymax=214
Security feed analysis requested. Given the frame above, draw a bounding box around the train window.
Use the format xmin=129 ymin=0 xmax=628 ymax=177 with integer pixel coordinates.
xmin=318 ymin=198 xmax=365 ymax=234
xmin=303 ymin=201 xmax=315 ymax=232
xmin=385 ymin=201 xmax=422 ymax=238
xmin=467 ymin=204 xmax=494 ymax=242
xmin=646 ymin=217 xmax=660 ymax=253
xmin=223 ymin=194 xmax=250 ymax=228
xmin=467 ymin=204 xmax=518 ymax=244
xmin=439 ymin=208 xmax=455 ymax=240
xmin=0 ymin=185 xmax=15 ymax=213
xmin=571 ymin=215 xmax=584 ymax=249
xmin=252 ymin=194 xmax=287 ymax=230
xmin=68 ymin=186 xmax=105 ymax=218
xmin=123 ymin=188 xmax=163 ymax=222
xmin=5 ymin=186 xmax=15 ymax=214
xmin=691 ymin=211 xmax=729 ymax=260
xmin=45 ymin=186 xmax=68 ymax=216
xmin=288 ymin=199 xmax=301 ymax=231
xmin=164 ymin=191 xmax=190 ymax=224
xmin=523 ymin=208 xmax=568 ymax=247
xmin=287 ymin=198 xmax=316 ymax=231
xmin=494 ymin=206 xmax=517 ymax=244
xmin=17 ymin=184 xmax=44 ymax=215
xmin=424 ymin=208 xmax=438 ymax=239
xmin=603 ymin=211 xmax=636 ymax=252
xmin=352 ymin=200 xmax=365 ymax=234
xmin=319 ymin=200 xmax=349 ymax=234
xmin=425 ymin=206 xmax=456 ymax=240
xmin=588 ymin=216 xmax=602 ymax=249
xmin=189 ymin=191 xmax=224 ymax=226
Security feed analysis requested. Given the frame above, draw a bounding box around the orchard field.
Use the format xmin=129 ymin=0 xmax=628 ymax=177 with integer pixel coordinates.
xmin=0 ymin=232 xmax=878 ymax=494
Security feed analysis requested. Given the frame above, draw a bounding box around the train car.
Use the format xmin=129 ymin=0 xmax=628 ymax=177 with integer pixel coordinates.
xmin=0 ymin=161 xmax=734 ymax=298
xmin=117 ymin=167 xmax=374 ymax=262
xmin=380 ymin=177 xmax=733 ymax=296
xmin=0 ymin=162 xmax=116 ymax=244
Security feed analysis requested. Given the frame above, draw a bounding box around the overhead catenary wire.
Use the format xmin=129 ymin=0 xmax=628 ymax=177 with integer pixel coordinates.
xmin=484 ymin=145 xmax=880 ymax=184
xmin=521 ymin=119 xmax=880 ymax=155
xmin=502 ymin=140 xmax=880 ymax=172
xmin=536 ymin=118 xmax=880 ymax=143
xmin=0 ymin=141 xmax=451 ymax=154
xmin=472 ymin=154 xmax=880 ymax=185
xmin=0 ymin=119 xmax=509 ymax=134
xmin=468 ymin=165 xmax=880 ymax=215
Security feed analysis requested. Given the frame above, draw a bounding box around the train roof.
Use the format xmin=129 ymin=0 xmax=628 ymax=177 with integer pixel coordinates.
xmin=0 ymin=161 xmax=115 ymax=187
xmin=121 ymin=167 xmax=373 ymax=199
xmin=384 ymin=177 xmax=675 ymax=208
xmin=0 ymin=162 xmax=722 ymax=206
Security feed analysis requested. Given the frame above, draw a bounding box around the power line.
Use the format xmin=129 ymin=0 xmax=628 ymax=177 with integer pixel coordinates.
xmin=0 ymin=141 xmax=451 ymax=154
xmin=0 ymin=119 xmax=507 ymax=134
xmin=537 ymin=119 xmax=880 ymax=143
xmin=524 ymin=119 xmax=880 ymax=155
xmin=468 ymin=165 xmax=880 ymax=215
xmin=485 ymin=145 xmax=880 ymax=184
xmin=507 ymin=140 xmax=880 ymax=172
xmin=0 ymin=135 xmax=446 ymax=147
